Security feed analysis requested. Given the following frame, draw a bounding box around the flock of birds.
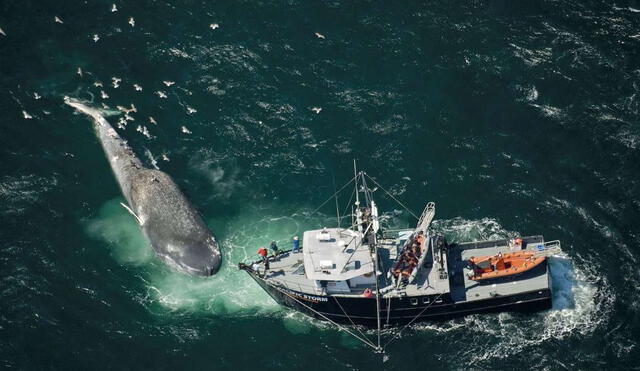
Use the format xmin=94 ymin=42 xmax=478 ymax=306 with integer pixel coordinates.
xmin=1 ymin=3 xmax=328 ymax=162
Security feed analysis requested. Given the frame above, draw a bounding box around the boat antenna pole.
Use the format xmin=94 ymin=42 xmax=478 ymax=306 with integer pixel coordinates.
xmin=332 ymin=171 xmax=341 ymax=231
xmin=354 ymin=159 xmax=363 ymax=233
xmin=374 ymin=231 xmax=383 ymax=354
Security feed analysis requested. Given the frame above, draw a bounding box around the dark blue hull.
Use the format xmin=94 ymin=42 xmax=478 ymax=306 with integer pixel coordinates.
xmin=243 ymin=268 xmax=552 ymax=327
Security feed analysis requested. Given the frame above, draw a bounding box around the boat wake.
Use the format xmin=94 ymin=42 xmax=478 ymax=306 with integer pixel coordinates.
xmin=411 ymin=218 xmax=613 ymax=366
xmin=86 ymin=201 xmax=612 ymax=359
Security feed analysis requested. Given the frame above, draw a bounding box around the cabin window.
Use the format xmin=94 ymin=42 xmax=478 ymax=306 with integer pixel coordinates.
xmin=435 ymin=298 xmax=443 ymax=304
xmin=422 ymin=297 xmax=430 ymax=304
xmin=410 ymin=298 xmax=418 ymax=306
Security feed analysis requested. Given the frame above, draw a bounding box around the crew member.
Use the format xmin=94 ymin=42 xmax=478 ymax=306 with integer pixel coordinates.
xmin=270 ymin=241 xmax=279 ymax=257
xmin=292 ymin=236 xmax=300 ymax=253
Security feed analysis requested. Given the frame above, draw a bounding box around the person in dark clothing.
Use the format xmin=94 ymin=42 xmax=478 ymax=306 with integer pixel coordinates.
xmin=270 ymin=241 xmax=279 ymax=259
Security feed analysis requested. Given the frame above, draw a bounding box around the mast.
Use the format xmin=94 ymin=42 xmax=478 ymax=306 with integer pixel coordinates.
xmin=354 ymin=160 xmax=362 ymax=233
xmin=361 ymin=171 xmax=383 ymax=353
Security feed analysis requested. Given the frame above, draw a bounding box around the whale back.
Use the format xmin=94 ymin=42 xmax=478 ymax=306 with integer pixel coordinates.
xmin=130 ymin=169 xmax=221 ymax=275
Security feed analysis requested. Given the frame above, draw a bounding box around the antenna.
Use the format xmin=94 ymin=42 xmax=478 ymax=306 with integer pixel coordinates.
xmin=332 ymin=171 xmax=341 ymax=230
xmin=353 ymin=159 xmax=359 ymax=206
xmin=354 ymin=159 xmax=363 ymax=234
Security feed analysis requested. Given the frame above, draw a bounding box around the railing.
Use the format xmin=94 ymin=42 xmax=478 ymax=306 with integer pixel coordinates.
xmin=269 ymin=279 xmax=327 ymax=296
xmin=416 ymin=202 xmax=436 ymax=230
xmin=239 ymin=247 xmax=298 ymax=266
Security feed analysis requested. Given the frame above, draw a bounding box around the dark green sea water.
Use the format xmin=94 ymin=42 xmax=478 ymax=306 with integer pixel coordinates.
xmin=2 ymin=0 xmax=640 ymax=369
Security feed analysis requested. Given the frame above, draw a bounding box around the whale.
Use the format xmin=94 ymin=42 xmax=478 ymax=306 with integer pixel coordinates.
xmin=66 ymin=98 xmax=222 ymax=276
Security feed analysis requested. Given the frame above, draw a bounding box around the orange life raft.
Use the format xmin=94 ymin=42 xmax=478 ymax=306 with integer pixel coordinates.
xmin=392 ymin=234 xmax=426 ymax=278
xmin=468 ymin=251 xmax=545 ymax=281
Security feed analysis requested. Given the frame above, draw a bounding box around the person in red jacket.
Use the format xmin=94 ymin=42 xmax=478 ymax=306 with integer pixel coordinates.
xmin=258 ymin=247 xmax=269 ymax=273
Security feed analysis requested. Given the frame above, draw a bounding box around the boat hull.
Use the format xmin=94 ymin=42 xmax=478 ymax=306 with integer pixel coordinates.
xmin=243 ymin=268 xmax=552 ymax=327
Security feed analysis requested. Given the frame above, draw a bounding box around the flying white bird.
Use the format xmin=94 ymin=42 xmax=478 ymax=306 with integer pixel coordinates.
xmin=181 ymin=126 xmax=192 ymax=134
xmin=34 ymin=92 xmax=41 ymax=100
xmin=136 ymin=125 xmax=151 ymax=138
xmin=128 ymin=17 xmax=135 ymax=27
xmin=77 ymin=67 xmax=83 ymax=77
xmin=311 ymin=107 xmax=322 ymax=114
xmin=112 ymin=77 xmax=121 ymax=88
xmin=209 ymin=23 xmax=220 ymax=30
xmin=111 ymin=4 xmax=118 ymax=12
xmin=93 ymin=34 xmax=100 ymax=42
xmin=149 ymin=117 xmax=157 ymax=125
xmin=94 ymin=81 xmax=103 ymax=87
xmin=162 ymin=154 xmax=170 ymax=161
xmin=162 ymin=81 xmax=175 ymax=87
xmin=117 ymin=104 xmax=136 ymax=114
xmin=133 ymin=84 xmax=142 ymax=91
xmin=315 ymin=32 xmax=325 ymax=39
xmin=156 ymin=90 xmax=167 ymax=98
xmin=100 ymin=90 xmax=109 ymax=99
xmin=23 ymin=111 xmax=33 ymax=119
xmin=102 ymin=103 xmax=110 ymax=109
xmin=117 ymin=117 xmax=127 ymax=129
xmin=186 ymin=106 xmax=197 ymax=114
xmin=55 ymin=16 xmax=64 ymax=24
xmin=124 ymin=113 xmax=135 ymax=121
xmin=0 ymin=27 xmax=6 ymax=36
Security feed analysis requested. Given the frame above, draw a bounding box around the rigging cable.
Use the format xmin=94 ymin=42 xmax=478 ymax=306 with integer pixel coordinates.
xmin=310 ymin=175 xmax=356 ymax=216
xmin=274 ymin=283 xmax=378 ymax=350
xmin=364 ymin=173 xmax=420 ymax=220
xmin=332 ymin=296 xmax=374 ymax=346
xmin=382 ymin=291 xmax=445 ymax=350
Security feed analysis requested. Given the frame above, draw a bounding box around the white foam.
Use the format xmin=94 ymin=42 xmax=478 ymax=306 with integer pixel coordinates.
xmin=409 ymin=219 xmax=612 ymax=364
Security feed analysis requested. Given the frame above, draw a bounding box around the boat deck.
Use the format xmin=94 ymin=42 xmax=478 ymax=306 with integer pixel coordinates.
xmin=447 ymin=237 xmax=550 ymax=303
xmin=255 ymin=235 xmax=551 ymax=301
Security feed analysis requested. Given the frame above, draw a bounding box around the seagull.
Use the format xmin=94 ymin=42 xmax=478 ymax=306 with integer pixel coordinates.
xmin=155 ymin=90 xmax=167 ymax=98
xmin=117 ymin=117 xmax=127 ymax=129
xmin=111 ymin=4 xmax=118 ymax=12
xmin=162 ymin=153 xmax=170 ymax=161
xmin=186 ymin=106 xmax=197 ymax=114
xmin=54 ymin=16 xmax=64 ymax=24
xmin=100 ymin=90 xmax=109 ymax=99
xmin=23 ymin=111 xmax=33 ymax=119
xmin=311 ymin=107 xmax=322 ymax=114
xmin=34 ymin=92 xmax=41 ymax=100
xmin=149 ymin=117 xmax=157 ymax=125
xmin=116 ymin=104 xmax=136 ymax=114
xmin=315 ymin=32 xmax=325 ymax=39
xmin=128 ymin=17 xmax=135 ymax=27
xmin=112 ymin=77 xmax=121 ymax=88
xmin=162 ymin=81 xmax=175 ymax=87
xmin=77 ymin=67 xmax=83 ymax=77
xmin=136 ymin=125 xmax=151 ymax=138
xmin=93 ymin=34 xmax=100 ymax=42
xmin=93 ymin=81 xmax=103 ymax=87
xmin=0 ymin=27 xmax=6 ymax=36
xmin=102 ymin=102 xmax=110 ymax=109
xmin=181 ymin=126 xmax=192 ymax=134
xmin=209 ymin=23 xmax=220 ymax=30
xmin=124 ymin=113 xmax=135 ymax=121
xmin=133 ymin=84 xmax=142 ymax=91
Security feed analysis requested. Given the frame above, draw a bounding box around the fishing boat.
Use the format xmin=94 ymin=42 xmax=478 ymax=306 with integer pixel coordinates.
xmin=238 ymin=166 xmax=561 ymax=352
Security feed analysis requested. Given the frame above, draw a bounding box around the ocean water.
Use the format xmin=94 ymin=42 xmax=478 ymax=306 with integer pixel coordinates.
xmin=1 ymin=0 xmax=640 ymax=369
